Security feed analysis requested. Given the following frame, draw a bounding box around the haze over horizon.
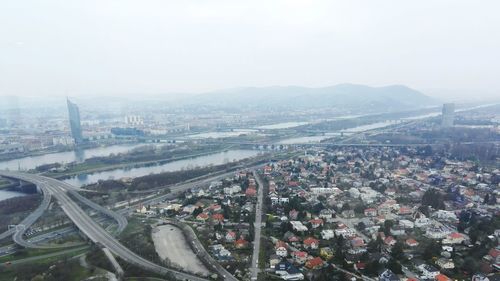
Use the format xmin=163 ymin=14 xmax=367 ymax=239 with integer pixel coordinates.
xmin=1 ymin=0 xmax=500 ymax=101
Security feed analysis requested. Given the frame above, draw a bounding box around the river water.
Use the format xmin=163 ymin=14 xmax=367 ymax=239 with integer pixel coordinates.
xmin=0 ymin=144 xmax=146 ymax=171
xmin=186 ymin=129 xmax=258 ymax=139
xmin=276 ymin=112 xmax=443 ymax=144
xmin=0 ymin=189 xmax=26 ymax=201
xmin=63 ymin=149 xmax=260 ymax=187
xmin=257 ymin=122 xmax=309 ymax=130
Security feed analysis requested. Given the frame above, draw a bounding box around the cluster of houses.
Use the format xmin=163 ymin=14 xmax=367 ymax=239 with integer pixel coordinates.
xmin=258 ymin=147 xmax=499 ymax=281
xmin=135 ymin=146 xmax=499 ymax=280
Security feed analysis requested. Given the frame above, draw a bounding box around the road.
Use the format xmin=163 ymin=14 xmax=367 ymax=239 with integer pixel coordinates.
xmin=1 ymin=225 xmax=82 ymax=256
xmin=68 ymin=189 xmax=128 ymax=233
xmin=0 ymin=173 xmax=127 ymax=249
xmin=9 ymin=184 xmax=53 ymax=248
xmin=402 ymin=265 xmax=419 ymax=279
xmin=120 ymin=162 xmax=267 ymax=214
xmin=250 ymin=171 xmax=264 ymax=280
xmin=0 ymin=171 xmax=209 ymax=281
xmin=331 ymin=264 xmax=376 ymax=281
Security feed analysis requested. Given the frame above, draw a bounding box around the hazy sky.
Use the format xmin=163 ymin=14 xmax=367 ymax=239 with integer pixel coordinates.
xmin=1 ymin=0 xmax=499 ymax=99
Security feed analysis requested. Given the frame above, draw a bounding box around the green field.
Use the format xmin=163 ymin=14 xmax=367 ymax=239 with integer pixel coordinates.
xmin=0 ymin=247 xmax=91 ymax=281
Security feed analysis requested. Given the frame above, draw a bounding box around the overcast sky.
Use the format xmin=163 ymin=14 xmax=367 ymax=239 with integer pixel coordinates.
xmin=1 ymin=0 xmax=499 ymax=100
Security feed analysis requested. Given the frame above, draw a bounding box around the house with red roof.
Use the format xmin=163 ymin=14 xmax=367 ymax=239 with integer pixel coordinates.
xmin=212 ymin=213 xmax=224 ymax=222
xmin=351 ymin=237 xmax=365 ymax=248
xmin=305 ymin=257 xmax=324 ymax=269
xmin=309 ymin=218 xmax=324 ymax=228
xmin=399 ymin=206 xmax=412 ymax=215
xmin=196 ymin=212 xmax=209 ymax=221
xmin=245 ymin=187 xmax=257 ymax=197
xmin=291 ymin=251 xmax=308 ymax=264
xmin=435 ymin=274 xmax=452 ymax=281
xmin=443 ymin=232 xmax=465 ymax=244
xmin=303 ymin=237 xmax=319 ymax=250
xmin=225 ymin=231 xmax=236 ymax=242
xmin=354 ymin=262 xmax=366 ymax=270
xmin=485 ymin=247 xmax=500 ymax=264
xmin=384 ymin=236 xmax=396 ymax=247
xmin=284 ymin=231 xmax=301 ymax=245
xmin=235 ymin=238 xmax=248 ymax=249
xmin=406 ymin=238 xmax=419 ymax=247
xmin=364 ymin=208 xmax=377 ymax=217
xmin=275 ymin=240 xmax=288 ymax=257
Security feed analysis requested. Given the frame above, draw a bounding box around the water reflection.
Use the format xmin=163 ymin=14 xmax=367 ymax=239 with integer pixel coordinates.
xmin=0 ymin=144 xmax=145 ymax=171
xmin=63 ymin=149 xmax=260 ymax=187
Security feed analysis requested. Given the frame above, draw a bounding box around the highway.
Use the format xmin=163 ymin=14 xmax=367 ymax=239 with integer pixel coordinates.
xmin=121 ymin=162 xmax=267 ymax=213
xmin=67 ymin=189 xmax=127 ymax=233
xmin=8 ymin=184 xmax=53 ymax=248
xmin=0 ymin=172 xmax=127 ymax=249
xmin=0 ymin=171 xmax=209 ymax=281
xmin=0 ymin=229 xmax=15 ymax=241
xmin=250 ymin=171 xmax=264 ymax=280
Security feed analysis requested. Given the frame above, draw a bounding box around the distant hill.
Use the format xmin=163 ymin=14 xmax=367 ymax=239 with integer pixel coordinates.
xmin=190 ymin=84 xmax=437 ymax=111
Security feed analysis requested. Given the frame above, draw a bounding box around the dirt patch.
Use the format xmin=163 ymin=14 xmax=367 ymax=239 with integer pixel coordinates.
xmin=151 ymin=224 xmax=209 ymax=275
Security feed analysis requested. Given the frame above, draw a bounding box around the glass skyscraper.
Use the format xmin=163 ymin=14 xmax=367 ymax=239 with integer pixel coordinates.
xmin=66 ymin=98 xmax=83 ymax=144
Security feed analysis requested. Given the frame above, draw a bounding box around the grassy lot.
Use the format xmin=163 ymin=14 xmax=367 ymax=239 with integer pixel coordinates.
xmin=0 ymin=248 xmax=91 ymax=281
xmin=119 ymin=216 xmax=156 ymax=238
xmin=125 ymin=277 xmax=174 ymax=281
xmin=43 ymin=162 xmax=113 ymax=178
xmin=0 ymin=245 xmax=88 ymax=263
xmin=0 ymin=247 xmax=63 ymax=263
xmin=0 ymin=179 xmax=11 ymax=189
xmin=119 ymin=216 xmax=163 ymax=266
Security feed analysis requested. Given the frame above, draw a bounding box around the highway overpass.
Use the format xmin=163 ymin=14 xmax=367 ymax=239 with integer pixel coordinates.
xmin=0 ymin=173 xmax=128 ymax=249
xmin=0 ymin=171 xmax=209 ymax=281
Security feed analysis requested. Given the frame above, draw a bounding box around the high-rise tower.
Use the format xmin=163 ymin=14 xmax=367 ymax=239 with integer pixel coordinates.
xmin=67 ymin=98 xmax=83 ymax=144
xmin=441 ymin=103 xmax=455 ymax=127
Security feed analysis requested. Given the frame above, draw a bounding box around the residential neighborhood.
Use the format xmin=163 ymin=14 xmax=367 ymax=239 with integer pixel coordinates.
xmin=253 ymin=147 xmax=499 ymax=281
xmin=134 ymin=145 xmax=499 ymax=281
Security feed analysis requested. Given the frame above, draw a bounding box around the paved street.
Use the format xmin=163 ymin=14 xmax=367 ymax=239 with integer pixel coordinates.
xmin=250 ymin=171 xmax=265 ymax=280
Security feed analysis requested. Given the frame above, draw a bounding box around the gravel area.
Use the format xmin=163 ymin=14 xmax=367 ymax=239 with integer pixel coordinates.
xmin=151 ymin=224 xmax=210 ymax=275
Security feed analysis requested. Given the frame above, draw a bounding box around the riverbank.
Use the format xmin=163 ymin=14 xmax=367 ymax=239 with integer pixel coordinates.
xmin=44 ymin=145 xmax=235 ymax=180
xmin=0 ymin=143 xmax=146 ymax=171
xmin=63 ymin=149 xmax=261 ymax=187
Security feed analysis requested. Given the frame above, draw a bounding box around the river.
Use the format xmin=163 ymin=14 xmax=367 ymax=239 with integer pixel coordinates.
xmin=0 ymin=190 xmax=26 ymax=201
xmin=0 ymin=144 xmax=146 ymax=171
xmin=63 ymin=149 xmax=261 ymax=187
xmin=276 ymin=113 xmax=440 ymax=144
xmin=186 ymin=129 xmax=258 ymax=139
xmin=276 ymin=134 xmax=343 ymax=144
xmin=257 ymin=122 xmax=309 ymax=130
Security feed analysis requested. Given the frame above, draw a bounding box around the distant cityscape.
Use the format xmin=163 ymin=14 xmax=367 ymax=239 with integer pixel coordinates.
xmin=0 ymin=94 xmax=498 ymax=281
xmin=0 ymin=1 xmax=499 ymax=280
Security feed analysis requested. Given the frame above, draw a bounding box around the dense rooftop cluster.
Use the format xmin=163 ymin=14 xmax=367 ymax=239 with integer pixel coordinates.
xmin=258 ymin=147 xmax=499 ymax=281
